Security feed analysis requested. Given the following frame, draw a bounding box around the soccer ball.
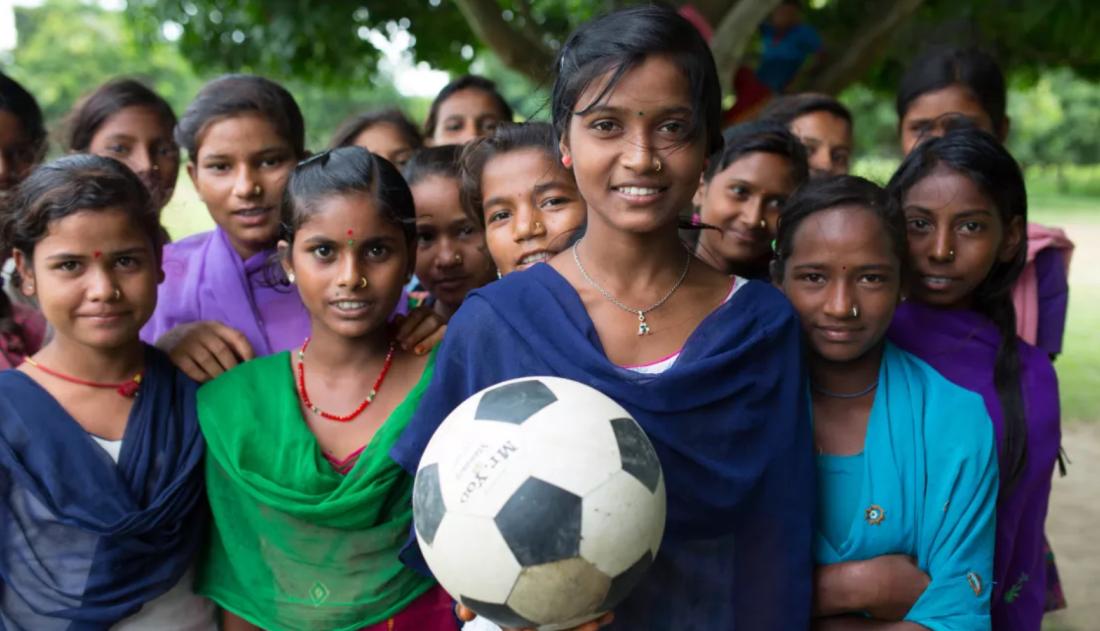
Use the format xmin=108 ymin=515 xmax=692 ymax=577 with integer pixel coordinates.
xmin=413 ymin=377 xmax=666 ymax=630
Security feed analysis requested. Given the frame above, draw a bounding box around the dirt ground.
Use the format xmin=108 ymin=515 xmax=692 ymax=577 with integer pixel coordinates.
xmin=1042 ymin=423 xmax=1100 ymax=631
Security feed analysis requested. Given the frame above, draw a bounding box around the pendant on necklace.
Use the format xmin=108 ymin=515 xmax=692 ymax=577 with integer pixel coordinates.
xmin=637 ymin=311 xmax=650 ymax=336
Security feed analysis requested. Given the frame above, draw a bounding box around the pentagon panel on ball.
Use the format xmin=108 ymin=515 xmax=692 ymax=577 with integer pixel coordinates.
xmin=413 ymin=377 xmax=667 ymax=630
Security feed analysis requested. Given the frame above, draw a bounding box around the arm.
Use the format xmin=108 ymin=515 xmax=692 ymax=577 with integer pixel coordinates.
xmin=815 ymin=557 xmax=930 ymax=619
xmin=815 ymin=616 xmax=927 ymax=631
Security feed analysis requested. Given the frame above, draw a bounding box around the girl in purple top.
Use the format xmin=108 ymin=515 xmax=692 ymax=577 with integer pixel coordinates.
xmin=886 ymin=129 xmax=1062 ymax=630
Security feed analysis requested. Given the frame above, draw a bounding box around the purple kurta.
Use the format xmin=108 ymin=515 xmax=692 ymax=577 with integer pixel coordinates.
xmin=889 ymin=302 xmax=1061 ymax=631
xmin=141 ymin=228 xmax=309 ymax=356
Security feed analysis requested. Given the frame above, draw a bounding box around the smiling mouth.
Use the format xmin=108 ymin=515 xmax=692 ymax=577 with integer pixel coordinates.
xmin=612 ymin=185 xmax=667 ymax=201
xmin=516 ymin=250 xmax=552 ymax=268
xmin=331 ymin=300 xmax=370 ymax=311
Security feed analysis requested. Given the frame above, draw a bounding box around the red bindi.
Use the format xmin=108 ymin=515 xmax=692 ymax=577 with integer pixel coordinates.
xmin=93 ymin=251 xmax=102 ymax=259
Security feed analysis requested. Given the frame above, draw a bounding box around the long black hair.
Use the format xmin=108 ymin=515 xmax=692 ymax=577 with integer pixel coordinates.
xmin=887 ymin=128 xmax=1028 ymax=490
xmin=896 ymin=47 xmax=1007 ymax=136
xmin=550 ymin=4 xmax=722 ymax=157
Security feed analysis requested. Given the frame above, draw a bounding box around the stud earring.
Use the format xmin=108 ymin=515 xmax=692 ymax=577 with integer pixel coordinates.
xmin=561 ymin=155 xmax=572 ymax=168
xmin=287 ymin=271 xmax=296 ymax=284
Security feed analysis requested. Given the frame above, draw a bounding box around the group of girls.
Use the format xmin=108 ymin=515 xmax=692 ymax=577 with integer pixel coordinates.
xmin=0 ymin=4 xmax=1067 ymax=630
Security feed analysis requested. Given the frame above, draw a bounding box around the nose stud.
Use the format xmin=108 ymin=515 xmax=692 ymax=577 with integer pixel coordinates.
xmin=851 ymin=305 xmax=859 ymax=318
xmin=113 ymin=289 xmax=121 ymax=301
xmin=759 ymin=219 xmax=767 ymax=229
xmin=534 ymin=221 xmax=543 ymax=231
xmin=252 ymin=184 xmax=262 ymax=196
xmin=454 ymin=253 xmax=463 ymax=264
xmin=652 ymin=157 xmax=662 ymax=173
xmin=358 ymin=276 xmax=368 ymax=289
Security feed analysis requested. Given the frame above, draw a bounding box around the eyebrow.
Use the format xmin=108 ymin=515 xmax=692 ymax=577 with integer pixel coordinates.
xmin=201 ymin=146 xmax=288 ymax=161
xmin=579 ymin=104 xmax=693 ymax=118
xmin=102 ymin=133 xmax=136 ymax=142
xmin=904 ymin=205 xmax=995 ymax=218
xmin=44 ymin=246 xmax=147 ymax=260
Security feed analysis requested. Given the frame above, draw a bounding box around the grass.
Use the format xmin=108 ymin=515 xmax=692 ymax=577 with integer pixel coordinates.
xmin=161 ymin=173 xmax=1099 ymax=423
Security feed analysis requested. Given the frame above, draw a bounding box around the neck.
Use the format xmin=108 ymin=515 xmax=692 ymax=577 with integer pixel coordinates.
xmin=304 ymin=325 xmax=392 ymax=374
xmin=810 ymin=342 xmax=884 ymax=397
xmin=224 ymin=230 xmax=270 ymax=261
xmin=35 ymin=336 xmax=145 ymax=383
xmin=578 ymin=215 xmax=687 ymax=293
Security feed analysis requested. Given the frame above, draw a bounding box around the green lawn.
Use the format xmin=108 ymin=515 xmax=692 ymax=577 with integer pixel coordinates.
xmin=162 ymin=177 xmax=1099 ymax=422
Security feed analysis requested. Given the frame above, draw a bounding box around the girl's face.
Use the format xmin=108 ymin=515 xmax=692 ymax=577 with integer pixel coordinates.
xmin=353 ymin=122 xmax=416 ymax=168
xmin=481 ymin=148 xmax=586 ymax=275
xmin=88 ymin=105 xmax=180 ymax=212
xmin=412 ymin=175 xmax=496 ymax=310
xmin=282 ymin=193 xmax=410 ymax=340
xmin=780 ymin=206 xmax=901 ymax=364
xmin=900 ymin=84 xmax=998 ymax=156
xmin=431 ymin=89 xmax=506 ymax=146
xmin=902 ymin=163 xmax=1022 ymax=310
xmin=561 ymin=55 xmax=707 ymax=235
xmin=15 ymin=209 xmax=160 ymax=352
xmin=696 ymin=151 xmax=795 ymax=266
xmin=789 ymin=111 xmax=852 ymax=177
xmin=188 ymin=114 xmax=296 ymax=259
xmin=0 ymin=110 xmax=39 ymax=192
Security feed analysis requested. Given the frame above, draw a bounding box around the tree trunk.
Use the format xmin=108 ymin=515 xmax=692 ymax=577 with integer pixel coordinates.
xmin=803 ymin=0 xmax=926 ymax=95
xmin=453 ymin=0 xmax=556 ymax=83
xmin=710 ymin=0 xmax=783 ymax=95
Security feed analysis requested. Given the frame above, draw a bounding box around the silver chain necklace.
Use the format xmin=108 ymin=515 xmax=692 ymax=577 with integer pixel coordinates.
xmin=572 ymin=240 xmax=692 ymax=336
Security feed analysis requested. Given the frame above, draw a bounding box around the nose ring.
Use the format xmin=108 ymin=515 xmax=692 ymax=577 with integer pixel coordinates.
xmin=652 ymin=157 xmax=662 ymax=173
xmin=358 ymin=276 xmax=368 ymax=289
xmin=113 ymin=289 xmax=121 ymax=301
xmin=454 ymin=253 xmax=463 ymax=264
xmin=252 ymin=184 xmax=262 ymax=196
xmin=850 ymin=305 xmax=859 ymax=318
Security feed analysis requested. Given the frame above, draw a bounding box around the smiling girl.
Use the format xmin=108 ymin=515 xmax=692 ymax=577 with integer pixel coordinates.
xmin=394 ymin=6 xmax=813 ymax=629
xmin=774 ymin=175 xmax=997 ymax=630
xmin=460 ymin=122 xmax=586 ymax=276
xmin=0 ymin=155 xmax=211 ymax=628
xmin=197 ymin=147 xmax=457 ymax=631
xmin=887 ymin=129 xmax=1062 ymax=631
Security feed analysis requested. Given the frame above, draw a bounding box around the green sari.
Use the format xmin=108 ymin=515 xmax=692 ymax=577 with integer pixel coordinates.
xmin=196 ymin=351 xmax=436 ymax=631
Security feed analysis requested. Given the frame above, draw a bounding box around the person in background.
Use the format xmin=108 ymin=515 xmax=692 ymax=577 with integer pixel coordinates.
xmin=197 ymin=147 xmax=456 ymax=631
xmin=330 ymin=108 xmax=423 ymax=169
xmin=65 ymin=78 xmax=181 ymax=216
xmin=757 ymin=0 xmax=825 ymax=95
xmin=459 ymin=122 xmax=586 ymax=277
xmin=760 ymin=92 xmax=853 ymax=177
xmin=775 ymin=175 xmax=997 ymax=630
xmin=896 ymin=46 xmax=1073 ymax=360
xmin=0 ymin=71 xmax=48 ymax=368
xmin=887 ymin=129 xmax=1063 ymax=630
xmin=404 ymin=145 xmax=497 ymax=322
xmin=694 ymin=120 xmax=808 ymax=279
xmin=424 ymin=75 xmax=514 ymax=147
xmin=0 ymin=155 xmax=212 ymax=629
xmin=394 ymin=6 xmax=813 ymax=629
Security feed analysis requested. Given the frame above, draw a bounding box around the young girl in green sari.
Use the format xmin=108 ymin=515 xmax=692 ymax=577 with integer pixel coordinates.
xmin=196 ymin=146 xmax=457 ymax=631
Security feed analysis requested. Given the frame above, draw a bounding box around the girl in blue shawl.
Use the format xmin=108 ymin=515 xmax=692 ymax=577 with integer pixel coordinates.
xmin=774 ymin=175 xmax=998 ymax=630
xmin=391 ymin=6 xmax=814 ymax=630
xmin=0 ymin=155 xmax=211 ymax=629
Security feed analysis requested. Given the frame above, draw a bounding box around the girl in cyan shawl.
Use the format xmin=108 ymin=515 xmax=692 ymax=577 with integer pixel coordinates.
xmin=774 ymin=175 xmax=998 ymax=630
xmin=196 ymin=147 xmax=457 ymax=631
xmin=0 ymin=155 xmax=212 ymax=628
xmin=394 ymin=6 xmax=814 ymax=630
xmin=887 ymin=129 xmax=1063 ymax=631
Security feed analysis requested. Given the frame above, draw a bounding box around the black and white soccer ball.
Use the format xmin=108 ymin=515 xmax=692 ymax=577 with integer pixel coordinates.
xmin=413 ymin=376 xmax=666 ymax=630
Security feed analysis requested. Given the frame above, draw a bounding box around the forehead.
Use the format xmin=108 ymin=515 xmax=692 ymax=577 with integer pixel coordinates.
xmin=577 ymin=55 xmax=691 ymax=113
xmin=790 ymin=111 xmax=851 ymax=144
xmin=39 ymin=208 xmax=151 ymax=250
xmin=713 ymin=151 xmax=797 ymax=192
xmin=299 ymin=192 xmax=402 ymax=236
xmin=903 ymin=164 xmax=993 ymax=211
xmin=412 ymin=175 xmax=464 ymax=220
xmin=354 ymin=123 xmax=411 ymax=150
xmin=0 ymin=110 xmax=30 ymax=146
xmin=789 ymin=206 xmax=895 ymax=263
xmin=92 ymin=105 xmax=173 ymax=140
xmin=197 ymin=113 xmax=290 ymax=156
xmin=903 ymin=85 xmax=994 ymax=127
xmin=438 ymin=89 xmax=503 ymax=119
xmin=482 ymin=148 xmax=561 ymax=195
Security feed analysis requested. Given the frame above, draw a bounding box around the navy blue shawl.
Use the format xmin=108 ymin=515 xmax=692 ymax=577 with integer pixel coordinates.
xmin=0 ymin=345 xmax=206 ymax=629
xmin=392 ymin=264 xmax=814 ymax=629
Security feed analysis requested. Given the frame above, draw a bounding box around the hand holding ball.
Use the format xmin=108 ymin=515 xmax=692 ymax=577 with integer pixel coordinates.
xmin=413 ymin=377 xmax=666 ymax=630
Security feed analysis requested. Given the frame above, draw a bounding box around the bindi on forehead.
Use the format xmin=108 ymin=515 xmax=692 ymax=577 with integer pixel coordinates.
xmin=93 ymin=250 xmax=102 ymax=259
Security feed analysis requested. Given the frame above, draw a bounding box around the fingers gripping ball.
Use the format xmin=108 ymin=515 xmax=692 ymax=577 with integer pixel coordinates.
xmin=413 ymin=377 xmax=666 ymax=630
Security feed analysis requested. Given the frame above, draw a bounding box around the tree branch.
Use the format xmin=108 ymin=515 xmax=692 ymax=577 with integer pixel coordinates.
xmin=804 ymin=0 xmax=926 ymax=95
xmin=710 ymin=0 xmax=784 ymax=95
xmin=453 ymin=0 xmax=556 ymax=83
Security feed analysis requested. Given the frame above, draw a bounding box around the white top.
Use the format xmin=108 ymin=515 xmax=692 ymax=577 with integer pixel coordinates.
xmin=623 ymin=276 xmax=747 ymax=375
xmin=90 ymin=435 xmax=217 ymax=631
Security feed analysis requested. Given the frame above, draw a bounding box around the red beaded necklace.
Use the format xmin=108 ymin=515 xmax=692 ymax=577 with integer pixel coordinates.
xmin=22 ymin=357 xmax=143 ymax=398
xmin=295 ymin=337 xmax=397 ymax=422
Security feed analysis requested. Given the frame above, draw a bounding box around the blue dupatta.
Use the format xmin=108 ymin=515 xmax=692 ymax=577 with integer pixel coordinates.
xmin=815 ymin=343 xmax=998 ymax=630
xmin=0 ymin=346 xmax=207 ymax=629
xmin=392 ymin=264 xmax=815 ymax=629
